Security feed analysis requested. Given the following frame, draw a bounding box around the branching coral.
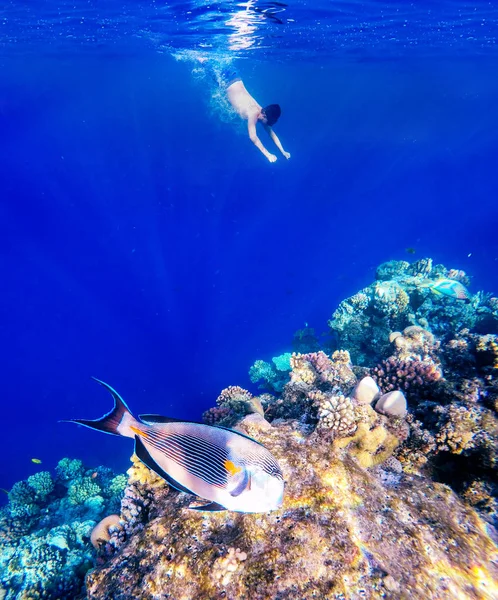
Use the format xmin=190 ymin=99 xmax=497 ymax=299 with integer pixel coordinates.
xmin=27 ymin=471 xmax=54 ymax=502
xmin=372 ymin=356 xmax=442 ymax=405
xmin=215 ymin=385 xmax=266 ymax=423
xmin=373 ymin=280 xmax=410 ymax=317
xmin=435 ymin=405 xmax=480 ymax=454
xmin=56 ymin=458 xmax=85 ymax=482
xmin=127 ymin=453 xmax=165 ymax=489
xmin=202 ymin=405 xmax=233 ymax=426
xmin=67 ymin=477 xmax=102 ymax=506
xmin=474 ymin=334 xmax=498 ymax=369
xmin=313 ymin=391 xmax=357 ymax=436
xmin=248 ymin=357 xmax=290 ymax=393
xmin=7 ymin=481 xmax=39 ymax=519
xmin=263 ymin=351 xmax=356 ymax=425
xmin=289 ymin=350 xmax=355 ymax=390
xmin=217 ymin=385 xmax=253 ymax=407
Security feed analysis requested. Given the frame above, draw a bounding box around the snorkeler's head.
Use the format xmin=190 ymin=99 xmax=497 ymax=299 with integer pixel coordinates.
xmin=261 ymin=104 xmax=281 ymax=126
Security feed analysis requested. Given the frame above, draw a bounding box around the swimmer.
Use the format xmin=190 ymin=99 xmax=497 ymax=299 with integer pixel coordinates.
xmin=224 ymin=68 xmax=291 ymax=163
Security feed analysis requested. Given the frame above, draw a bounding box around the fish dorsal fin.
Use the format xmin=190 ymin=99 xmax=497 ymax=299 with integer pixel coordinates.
xmin=133 ymin=436 xmax=195 ymax=496
xmin=139 ymin=414 xmax=204 ymax=425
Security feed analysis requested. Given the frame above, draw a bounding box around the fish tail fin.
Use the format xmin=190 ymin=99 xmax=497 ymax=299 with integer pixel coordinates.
xmin=63 ymin=378 xmax=138 ymax=438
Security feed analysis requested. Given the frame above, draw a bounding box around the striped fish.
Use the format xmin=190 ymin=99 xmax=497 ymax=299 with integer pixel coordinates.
xmin=419 ymin=277 xmax=471 ymax=300
xmin=66 ymin=379 xmax=284 ymax=513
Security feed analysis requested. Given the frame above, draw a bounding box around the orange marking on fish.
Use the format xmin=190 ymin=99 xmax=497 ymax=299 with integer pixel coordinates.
xmin=130 ymin=425 xmax=149 ymax=438
xmin=225 ymin=460 xmax=242 ymax=476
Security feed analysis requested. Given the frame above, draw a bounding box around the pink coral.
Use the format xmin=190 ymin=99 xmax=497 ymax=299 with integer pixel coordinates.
xmin=202 ymin=406 xmax=232 ymax=426
xmin=372 ymin=356 xmax=442 ymax=404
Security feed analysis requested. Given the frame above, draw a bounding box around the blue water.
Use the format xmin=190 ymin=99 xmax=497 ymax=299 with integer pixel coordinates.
xmin=1 ymin=0 xmax=498 ymax=491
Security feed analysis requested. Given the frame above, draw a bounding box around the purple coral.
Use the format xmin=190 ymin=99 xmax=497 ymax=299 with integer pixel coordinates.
xmin=202 ymin=406 xmax=232 ymax=426
xmin=372 ymin=356 xmax=442 ymax=405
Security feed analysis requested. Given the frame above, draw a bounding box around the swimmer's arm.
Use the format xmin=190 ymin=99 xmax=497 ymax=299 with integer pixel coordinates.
xmin=264 ymin=126 xmax=291 ymax=159
xmin=248 ymin=117 xmax=276 ymax=162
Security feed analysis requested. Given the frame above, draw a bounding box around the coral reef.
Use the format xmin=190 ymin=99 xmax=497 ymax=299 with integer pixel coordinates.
xmin=211 ymin=385 xmax=267 ymax=426
xmin=314 ymin=392 xmax=357 ymax=435
xmin=328 ymin=258 xmax=497 ymax=365
xmin=202 ymin=404 xmax=233 ymax=426
xmin=248 ymin=353 xmax=293 ymax=393
xmin=202 ymin=259 xmax=498 ymax=536
xmin=3 ymin=257 xmax=497 ymax=599
xmin=56 ymin=457 xmax=85 ymax=482
xmin=371 ymin=355 xmax=443 ymax=405
xmin=264 ymin=350 xmax=357 ymax=425
xmin=85 ymin=417 xmax=498 ymax=600
xmin=0 ymin=458 xmax=125 ymax=599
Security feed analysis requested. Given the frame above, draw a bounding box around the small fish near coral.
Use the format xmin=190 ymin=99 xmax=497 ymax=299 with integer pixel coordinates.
xmin=31 ymin=458 xmax=42 ymax=464
xmin=418 ymin=277 xmax=471 ymax=300
xmin=64 ymin=378 xmax=284 ymax=513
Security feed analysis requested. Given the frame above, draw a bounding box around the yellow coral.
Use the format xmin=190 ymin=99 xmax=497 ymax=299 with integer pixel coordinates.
xmin=212 ymin=548 xmax=247 ymax=587
xmin=289 ymin=353 xmax=316 ymax=385
xmin=436 ymin=406 xmax=479 ymax=454
xmin=127 ymin=454 xmax=165 ymax=488
xmin=349 ymin=292 xmax=369 ymax=310
xmin=475 ymin=334 xmax=498 ymax=369
xmin=373 ymin=282 xmax=409 ymax=317
xmin=334 ymin=422 xmax=399 ymax=468
xmin=331 ymin=349 xmax=351 ymax=364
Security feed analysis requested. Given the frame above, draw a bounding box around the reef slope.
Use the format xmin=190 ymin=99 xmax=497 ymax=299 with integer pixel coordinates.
xmin=86 ymin=416 xmax=498 ymax=600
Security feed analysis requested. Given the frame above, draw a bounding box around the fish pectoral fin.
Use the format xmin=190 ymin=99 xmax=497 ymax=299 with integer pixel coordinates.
xmin=189 ymin=501 xmax=226 ymax=512
xmin=134 ymin=436 xmax=194 ymax=496
xmin=229 ymin=469 xmax=251 ymax=497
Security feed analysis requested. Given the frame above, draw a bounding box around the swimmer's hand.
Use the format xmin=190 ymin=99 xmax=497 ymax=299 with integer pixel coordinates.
xmin=282 ymin=151 xmax=291 ymax=160
xmin=267 ymin=153 xmax=277 ymax=163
